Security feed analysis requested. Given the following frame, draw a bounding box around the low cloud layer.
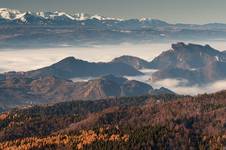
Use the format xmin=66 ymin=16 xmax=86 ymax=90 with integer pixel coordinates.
xmin=0 ymin=41 xmax=226 ymax=95
xmin=0 ymin=40 xmax=225 ymax=73
xmin=125 ymin=69 xmax=226 ymax=95
xmin=0 ymin=43 xmax=171 ymax=72
xmin=153 ymin=79 xmax=226 ymax=95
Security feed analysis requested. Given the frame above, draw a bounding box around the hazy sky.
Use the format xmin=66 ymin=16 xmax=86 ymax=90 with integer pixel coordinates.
xmin=1 ymin=0 xmax=226 ymax=24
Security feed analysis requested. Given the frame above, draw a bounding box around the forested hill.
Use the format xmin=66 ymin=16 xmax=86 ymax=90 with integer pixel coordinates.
xmin=1 ymin=91 xmax=226 ymax=149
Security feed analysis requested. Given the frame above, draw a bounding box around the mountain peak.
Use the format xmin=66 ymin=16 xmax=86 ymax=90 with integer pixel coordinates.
xmin=171 ymin=42 xmax=219 ymax=54
xmin=0 ymin=8 xmax=124 ymax=22
xmin=0 ymin=8 xmax=22 ymax=20
xmin=150 ymin=42 xmax=226 ymax=85
xmin=36 ymin=11 xmax=75 ymax=20
xmin=171 ymin=42 xmax=186 ymax=50
xmin=49 ymin=56 xmax=88 ymax=70
xmin=55 ymin=56 xmax=81 ymax=65
xmin=26 ymin=56 xmax=142 ymax=79
xmin=0 ymin=8 xmax=167 ymax=24
xmin=74 ymin=13 xmax=90 ymax=20
xmin=112 ymin=55 xmax=150 ymax=69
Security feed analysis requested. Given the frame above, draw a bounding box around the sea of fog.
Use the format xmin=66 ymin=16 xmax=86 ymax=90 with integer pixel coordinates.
xmin=1 ymin=41 xmax=226 ymax=95
xmin=126 ymin=69 xmax=226 ymax=96
xmin=71 ymin=68 xmax=226 ymax=96
xmin=0 ymin=43 xmax=171 ymax=72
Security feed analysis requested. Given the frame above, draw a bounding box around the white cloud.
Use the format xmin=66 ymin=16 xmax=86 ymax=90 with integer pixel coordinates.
xmin=125 ymin=69 xmax=226 ymax=95
xmin=152 ymin=79 xmax=226 ymax=96
xmin=0 ymin=41 xmax=225 ymax=73
xmin=0 ymin=43 xmax=171 ymax=72
xmin=1 ymin=41 xmax=226 ymax=95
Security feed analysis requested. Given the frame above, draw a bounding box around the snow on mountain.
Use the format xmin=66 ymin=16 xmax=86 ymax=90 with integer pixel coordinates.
xmin=0 ymin=8 xmax=123 ymax=22
xmin=2 ymin=7 xmax=226 ymax=31
xmin=15 ymin=12 xmax=28 ymax=22
xmin=139 ymin=18 xmax=169 ymax=26
xmin=36 ymin=11 xmax=75 ymax=20
xmin=73 ymin=13 xmax=90 ymax=21
xmin=0 ymin=8 xmax=173 ymax=29
xmin=0 ymin=8 xmax=42 ymax=23
xmin=0 ymin=8 xmax=23 ymax=20
xmin=90 ymin=14 xmax=123 ymax=21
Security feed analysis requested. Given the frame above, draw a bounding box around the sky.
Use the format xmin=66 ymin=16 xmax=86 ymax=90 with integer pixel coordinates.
xmin=1 ymin=0 xmax=226 ymax=24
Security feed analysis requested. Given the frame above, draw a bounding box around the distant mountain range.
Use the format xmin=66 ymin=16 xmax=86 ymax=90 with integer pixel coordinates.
xmin=0 ymin=74 xmax=174 ymax=111
xmin=1 ymin=8 xmax=226 ymax=29
xmin=2 ymin=8 xmax=226 ymax=48
xmin=0 ymin=8 xmax=171 ymax=27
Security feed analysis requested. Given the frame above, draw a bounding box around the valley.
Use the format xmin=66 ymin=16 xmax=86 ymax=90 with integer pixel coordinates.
xmin=1 ymin=6 xmax=226 ymax=149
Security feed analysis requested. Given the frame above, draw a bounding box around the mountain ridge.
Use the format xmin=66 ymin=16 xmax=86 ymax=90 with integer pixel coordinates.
xmin=2 ymin=42 xmax=226 ymax=86
xmin=2 ymin=8 xmax=226 ymax=48
xmin=23 ymin=56 xmax=143 ymax=79
xmin=108 ymin=43 xmax=226 ymax=85
xmin=2 ymin=8 xmax=226 ymax=27
xmin=0 ymin=8 xmax=167 ymax=26
xmin=0 ymin=74 xmax=175 ymax=111
xmin=149 ymin=42 xmax=226 ymax=85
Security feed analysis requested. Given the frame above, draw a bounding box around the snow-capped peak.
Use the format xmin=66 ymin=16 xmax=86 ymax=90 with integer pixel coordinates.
xmin=0 ymin=8 xmax=23 ymax=20
xmin=73 ymin=13 xmax=123 ymax=21
xmin=54 ymin=11 xmax=75 ymax=20
xmin=1 ymin=8 xmax=166 ymax=24
xmin=139 ymin=18 xmax=150 ymax=21
xmin=90 ymin=14 xmax=111 ymax=20
xmin=139 ymin=18 xmax=163 ymax=22
xmin=73 ymin=13 xmax=90 ymax=21
xmin=90 ymin=14 xmax=105 ymax=20
xmin=138 ymin=18 xmax=169 ymax=26
xmin=0 ymin=8 xmax=124 ymax=22
xmin=36 ymin=11 xmax=75 ymax=20
xmin=90 ymin=14 xmax=123 ymax=21
xmin=0 ymin=8 xmax=36 ymax=22
xmin=15 ymin=12 xmax=28 ymax=22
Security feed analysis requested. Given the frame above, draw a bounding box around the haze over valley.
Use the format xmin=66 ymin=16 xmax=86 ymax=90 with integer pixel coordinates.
xmin=1 ymin=41 xmax=226 ymax=95
xmin=1 ymin=4 xmax=226 ymax=149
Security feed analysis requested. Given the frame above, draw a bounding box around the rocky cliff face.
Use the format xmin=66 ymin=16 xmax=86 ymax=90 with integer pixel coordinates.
xmin=149 ymin=42 xmax=226 ymax=85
